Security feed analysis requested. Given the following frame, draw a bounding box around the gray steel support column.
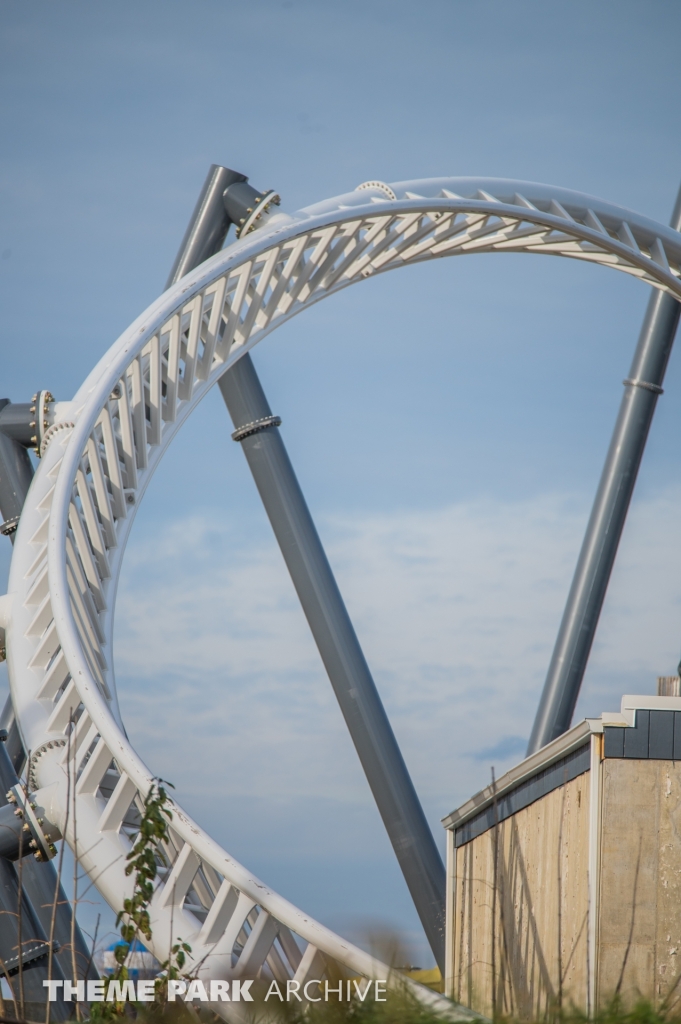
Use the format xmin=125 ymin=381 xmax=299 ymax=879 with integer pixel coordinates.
xmin=219 ymin=361 xmax=446 ymax=968
xmin=0 ymin=858 xmax=70 ymax=1017
xmin=165 ymin=165 xmax=246 ymax=290
xmin=168 ymin=164 xmax=446 ymax=968
xmin=0 ymin=732 xmax=95 ymax=996
xmin=0 ymin=693 xmax=25 ymax=773
xmin=0 ymin=399 xmax=34 ymax=541
xmin=20 ymin=824 xmax=97 ymax=986
xmin=0 ymin=739 xmax=70 ymax=1019
xmin=528 ymin=185 xmax=681 ymax=755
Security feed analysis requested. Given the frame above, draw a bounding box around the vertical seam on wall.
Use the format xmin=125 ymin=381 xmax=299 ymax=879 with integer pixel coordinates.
xmin=655 ymin=760 xmax=662 ymax=1002
xmin=445 ymin=828 xmax=455 ymax=999
xmin=588 ymin=733 xmax=603 ymax=1013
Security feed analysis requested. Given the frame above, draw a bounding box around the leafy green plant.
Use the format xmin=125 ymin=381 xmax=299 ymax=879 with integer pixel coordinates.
xmin=153 ymin=939 xmax=194 ymax=1011
xmin=119 ymin=779 xmax=174 ymax=946
xmin=90 ymin=778 xmax=174 ymax=1021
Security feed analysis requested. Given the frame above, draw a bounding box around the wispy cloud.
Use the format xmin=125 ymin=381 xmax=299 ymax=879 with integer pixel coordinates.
xmin=3 ymin=486 xmax=678 ymax=959
xmin=114 ymin=487 xmax=681 ymax=847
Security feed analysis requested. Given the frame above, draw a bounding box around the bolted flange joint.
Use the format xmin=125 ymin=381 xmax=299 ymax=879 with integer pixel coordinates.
xmin=223 ymin=180 xmax=281 ymax=239
xmin=0 ymin=515 xmax=20 ymax=538
xmin=1 ymin=784 xmax=62 ymax=862
xmin=29 ymin=390 xmax=55 ymax=456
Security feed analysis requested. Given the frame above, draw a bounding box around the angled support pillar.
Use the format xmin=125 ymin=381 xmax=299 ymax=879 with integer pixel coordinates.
xmin=168 ymin=165 xmax=446 ymax=969
xmin=0 ymin=738 xmax=70 ymax=1019
xmin=219 ymin=360 xmax=447 ymax=967
xmin=528 ymin=183 xmax=681 ymax=755
xmin=0 ymin=398 xmax=34 ymax=542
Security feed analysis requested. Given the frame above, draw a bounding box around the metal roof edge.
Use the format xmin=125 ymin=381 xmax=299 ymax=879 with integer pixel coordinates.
xmin=441 ymin=718 xmax=595 ymax=831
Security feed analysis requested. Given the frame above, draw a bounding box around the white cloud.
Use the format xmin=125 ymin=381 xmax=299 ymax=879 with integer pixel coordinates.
xmin=115 ymin=487 xmax=681 ymax=816
xmin=112 ymin=487 xmax=681 ymax=955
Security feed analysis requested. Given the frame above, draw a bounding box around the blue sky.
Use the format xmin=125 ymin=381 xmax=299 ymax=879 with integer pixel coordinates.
xmin=1 ymin=0 xmax=681 ymax=967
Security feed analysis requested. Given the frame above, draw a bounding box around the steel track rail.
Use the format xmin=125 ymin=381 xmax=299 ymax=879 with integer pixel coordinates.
xmin=5 ymin=177 xmax=681 ymax=1019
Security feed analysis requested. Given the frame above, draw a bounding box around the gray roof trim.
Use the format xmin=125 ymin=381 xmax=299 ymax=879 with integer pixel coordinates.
xmin=441 ymin=718 xmax=596 ymax=831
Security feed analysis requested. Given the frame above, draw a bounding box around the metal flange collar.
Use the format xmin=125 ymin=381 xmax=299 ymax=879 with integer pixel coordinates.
xmin=29 ymin=389 xmax=54 ymax=456
xmin=7 ymin=784 xmax=60 ymax=861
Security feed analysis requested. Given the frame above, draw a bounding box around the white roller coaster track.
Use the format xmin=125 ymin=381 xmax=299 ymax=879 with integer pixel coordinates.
xmin=4 ymin=177 xmax=681 ymax=1019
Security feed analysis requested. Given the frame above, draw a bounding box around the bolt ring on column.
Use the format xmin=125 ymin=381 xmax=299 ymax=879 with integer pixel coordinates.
xmin=622 ymin=377 xmax=664 ymax=394
xmin=231 ymin=415 xmax=282 ymax=442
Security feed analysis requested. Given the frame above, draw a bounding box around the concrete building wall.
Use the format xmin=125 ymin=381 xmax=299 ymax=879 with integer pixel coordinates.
xmin=452 ymin=773 xmax=590 ymax=1020
xmin=598 ymin=759 xmax=681 ymax=1006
